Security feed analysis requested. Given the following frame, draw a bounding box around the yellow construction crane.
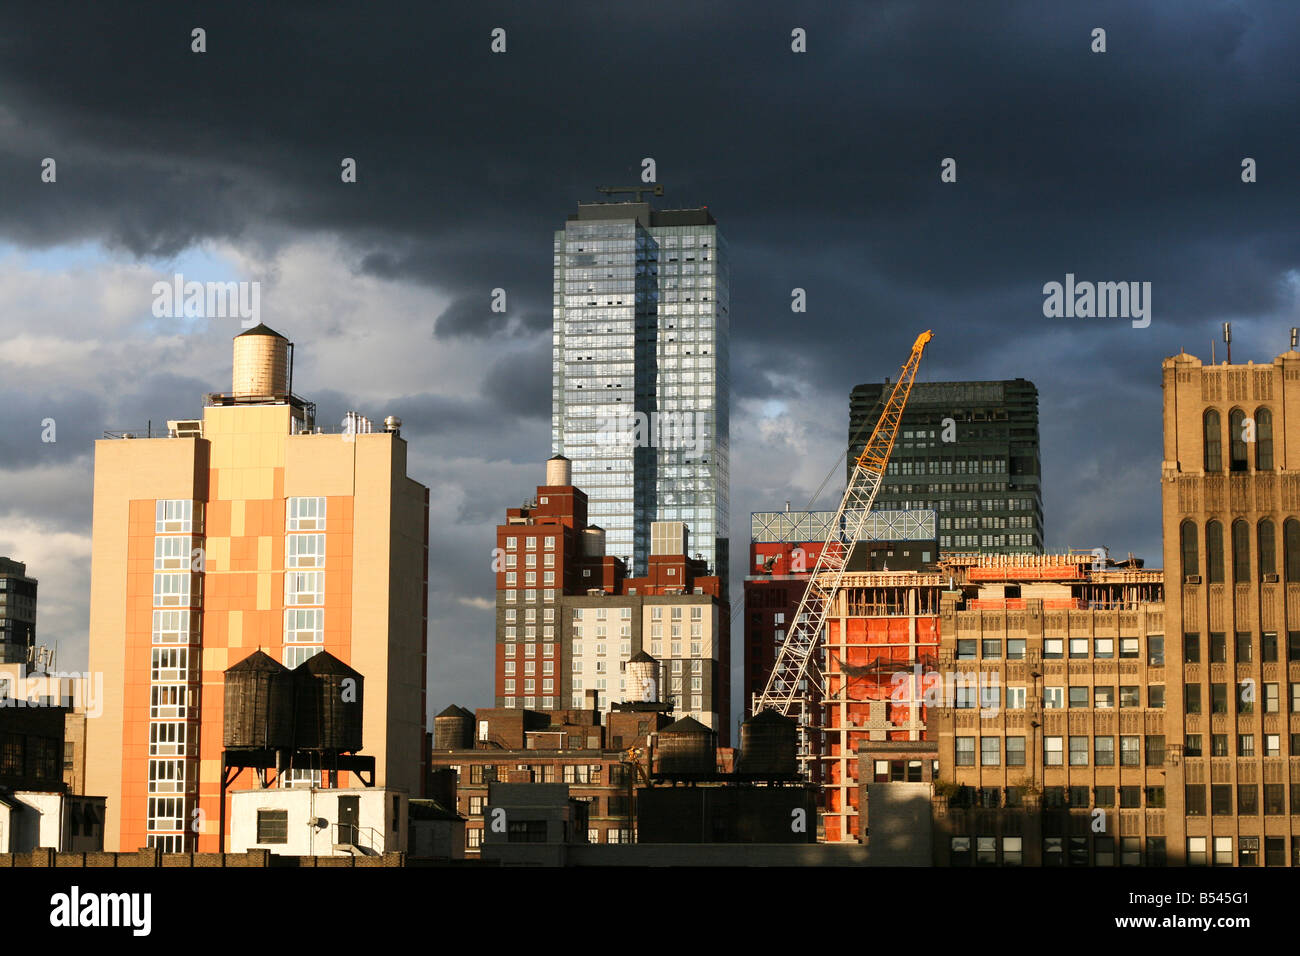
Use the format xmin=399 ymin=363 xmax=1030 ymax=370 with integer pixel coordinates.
xmin=753 ymin=331 xmax=934 ymax=773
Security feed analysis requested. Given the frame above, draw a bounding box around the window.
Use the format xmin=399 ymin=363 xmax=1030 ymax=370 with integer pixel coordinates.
xmin=1185 ymin=786 xmax=1206 ymax=816
xmin=150 ymin=685 xmax=189 ymax=719
xmin=1229 ymin=408 xmax=1248 ymax=471
xmin=156 ymin=499 xmax=195 ymax=533
xmin=1006 ymin=736 xmax=1025 ymax=767
xmin=1264 ymin=783 xmax=1285 ymax=815
xmin=1044 ymin=686 xmax=1064 ymax=709
xmin=1094 ymin=638 xmax=1114 ymax=659
xmin=1211 ymin=734 xmax=1228 ymax=757
xmin=1147 ymin=635 xmax=1164 ymax=665
xmin=1259 ymin=520 xmax=1277 ymax=579
xmin=286 ymin=534 xmax=325 ymax=568
xmin=1203 ymin=409 xmax=1221 ymax=472
xmin=1006 ymin=639 xmax=1025 ymax=660
xmin=1238 ymin=734 xmax=1255 ymax=757
xmin=1095 ymin=836 xmax=1115 ymax=867
xmin=284 ymin=608 xmax=323 ymax=643
xmin=1043 ymin=638 xmax=1063 ymax=659
xmin=287 ymin=497 xmax=326 ymax=531
xmin=1146 ymin=735 xmax=1165 ymax=766
xmin=285 ymin=570 xmax=324 ymax=605
xmin=1263 ymin=631 xmax=1278 ymax=662
xmin=950 ymin=837 xmax=971 ymax=866
xmin=1211 ymin=683 xmax=1228 ymax=714
xmin=1119 ymin=637 xmax=1139 ymax=659
xmin=1232 ymin=521 xmax=1250 ymax=582
xmin=980 ymin=737 xmax=1000 ymax=766
xmin=1287 ymin=519 xmax=1300 ymax=582
xmin=1214 ymin=837 xmax=1233 ymax=866
xmin=955 ymin=737 xmax=975 ymax=766
xmin=1256 ymin=407 xmax=1274 ymax=470
xmin=1209 ymin=632 xmax=1227 ymax=662
xmin=149 ymin=722 xmax=186 ymax=757
xmin=152 ymin=609 xmax=196 ymax=645
xmin=151 ymin=647 xmax=189 ymax=682
xmin=1094 ymin=736 xmax=1114 ymax=766
xmin=1238 ymin=784 xmax=1259 ymax=815
xmin=466 ymin=828 xmax=482 ymax=849
xmin=1149 ymin=685 xmax=1165 ymax=708
xmin=1119 ymin=685 xmax=1140 ymax=708
xmin=1043 ymin=838 xmax=1064 ymax=867
xmin=1006 ymin=686 xmax=1026 ymax=710
xmin=1206 ymin=521 xmax=1225 ymax=582
xmin=154 ymin=536 xmax=193 ymax=571
xmin=1121 ymin=837 xmax=1141 ymax=867
xmin=1044 ymin=737 xmax=1063 ymax=766
xmin=1069 ymin=638 xmax=1088 ymax=659
xmin=1069 ymin=736 xmax=1089 ymax=766
xmin=1181 ymin=521 xmax=1199 ymax=579
xmin=1145 ymin=786 xmax=1166 ymax=808
xmin=256 ymin=810 xmax=288 ymax=844
xmin=956 ymin=639 xmax=976 ymax=660
xmin=1147 ymin=838 xmax=1166 ymax=867
xmin=1235 ymin=631 xmax=1253 ymax=663
xmin=976 ymin=836 xmax=997 ymax=865
xmin=1002 ymin=836 xmax=1022 ymax=866
xmin=1094 ymin=686 xmax=1115 ymax=709
xmin=1187 ymin=836 xmax=1207 ymax=867
xmin=1185 ymin=684 xmax=1201 ymax=714
xmin=153 ymin=573 xmax=195 ymax=607
xmin=1183 ymin=633 xmax=1200 ymax=663
xmin=1120 ymin=736 xmax=1140 ymax=766
xmin=1211 ymin=784 xmax=1232 ymax=815
xmin=981 ymin=638 xmax=1001 ymax=659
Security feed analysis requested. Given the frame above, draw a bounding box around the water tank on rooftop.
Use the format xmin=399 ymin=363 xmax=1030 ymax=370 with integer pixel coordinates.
xmin=223 ymin=650 xmax=294 ymax=750
xmin=292 ymin=651 xmax=363 ymax=752
xmin=737 ymin=709 xmax=798 ymax=777
xmin=232 ymin=324 xmax=289 ymax=398
xmin=546 ymin=454 xmax=571 ymax=487
xmin=625 ymin=652 xmax=660 ymax=703
xmin=657 ymin=716 xmax=716 ymax=777
xmin=433 ymin=705 xmax=474 ymax=749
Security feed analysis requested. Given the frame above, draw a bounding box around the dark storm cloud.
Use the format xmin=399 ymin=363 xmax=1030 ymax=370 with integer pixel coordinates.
xmin=4 ymin=0 xmax=1300 ymax=703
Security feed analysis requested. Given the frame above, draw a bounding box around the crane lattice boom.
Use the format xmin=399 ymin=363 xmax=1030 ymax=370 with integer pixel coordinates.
xmin=754 ymin=331 xmax=934 ymax=731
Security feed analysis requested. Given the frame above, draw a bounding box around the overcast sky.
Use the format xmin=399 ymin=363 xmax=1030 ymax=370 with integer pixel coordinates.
xmin=3 ymin=1 xmax=1299 ymax=726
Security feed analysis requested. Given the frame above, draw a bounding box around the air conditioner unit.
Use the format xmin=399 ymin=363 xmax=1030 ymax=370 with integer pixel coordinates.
xmin=1184 ymin=574 xmax=1202 ymax=584
xmin=1263 ymin=573 xmax=1280 ymax=583
xmin=167 ymin=419 xmax=203 ymax=439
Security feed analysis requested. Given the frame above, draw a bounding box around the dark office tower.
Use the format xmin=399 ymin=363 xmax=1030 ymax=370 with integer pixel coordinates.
xmin=848 ymin=379 xmax=1044 ymax=554
xmin=552 ymin=198 xmax=730 ymax=585
xmin=0 ymin=558 xmax=37 ymax=664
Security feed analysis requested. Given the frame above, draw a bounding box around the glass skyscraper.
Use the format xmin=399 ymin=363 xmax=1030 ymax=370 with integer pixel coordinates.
xmin=552 ymin=200 xmax=729 ymax=582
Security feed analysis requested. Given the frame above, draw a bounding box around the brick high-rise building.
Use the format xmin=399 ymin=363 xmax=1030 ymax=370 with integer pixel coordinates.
xmin=1159 ymin=347 xmax=1300 ymax=866
xmin=86 ymin=325 xmax=429 ymax=852
xmin=495 ymin=458 xmax=729 ymax=739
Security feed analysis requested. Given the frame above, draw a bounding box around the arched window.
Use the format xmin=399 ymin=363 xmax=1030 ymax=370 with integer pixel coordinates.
xmin=1206 ymin=520 xmax=1224 ymax=583
xmin=1232 ymin=520 xmax=1250 ymax=583
xmin=1259 ymin=519 xmax=1277 ymax=579
xmin=1256 ymin=408 xmax=1274 ymax=471
xmin=1203 ymin=409 xmax=1222 ymax=472
xmin=1229 ymin=409 xmax=1248 ymax=472
xmin=1286 ymin=519 xmax=1300 ymax=582
xmin=1181 ymin=521 xmax=1199 ymax=580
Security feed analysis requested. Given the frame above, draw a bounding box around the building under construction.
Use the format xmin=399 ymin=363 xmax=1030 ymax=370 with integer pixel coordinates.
xmin=818 ymin=551 xmax=1158 ymax=843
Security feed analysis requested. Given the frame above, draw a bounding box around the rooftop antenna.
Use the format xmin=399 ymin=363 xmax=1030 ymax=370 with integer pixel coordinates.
xmin=1291 ymin=328 xmax=1298 ymax=350
xmin=596 ymin=184 xmax=664 ymax=203
xmin=1223 ymin=322 xmax=1232 ymax=364
xmin=1211 ymin=339 xmax=1216 ymax=365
